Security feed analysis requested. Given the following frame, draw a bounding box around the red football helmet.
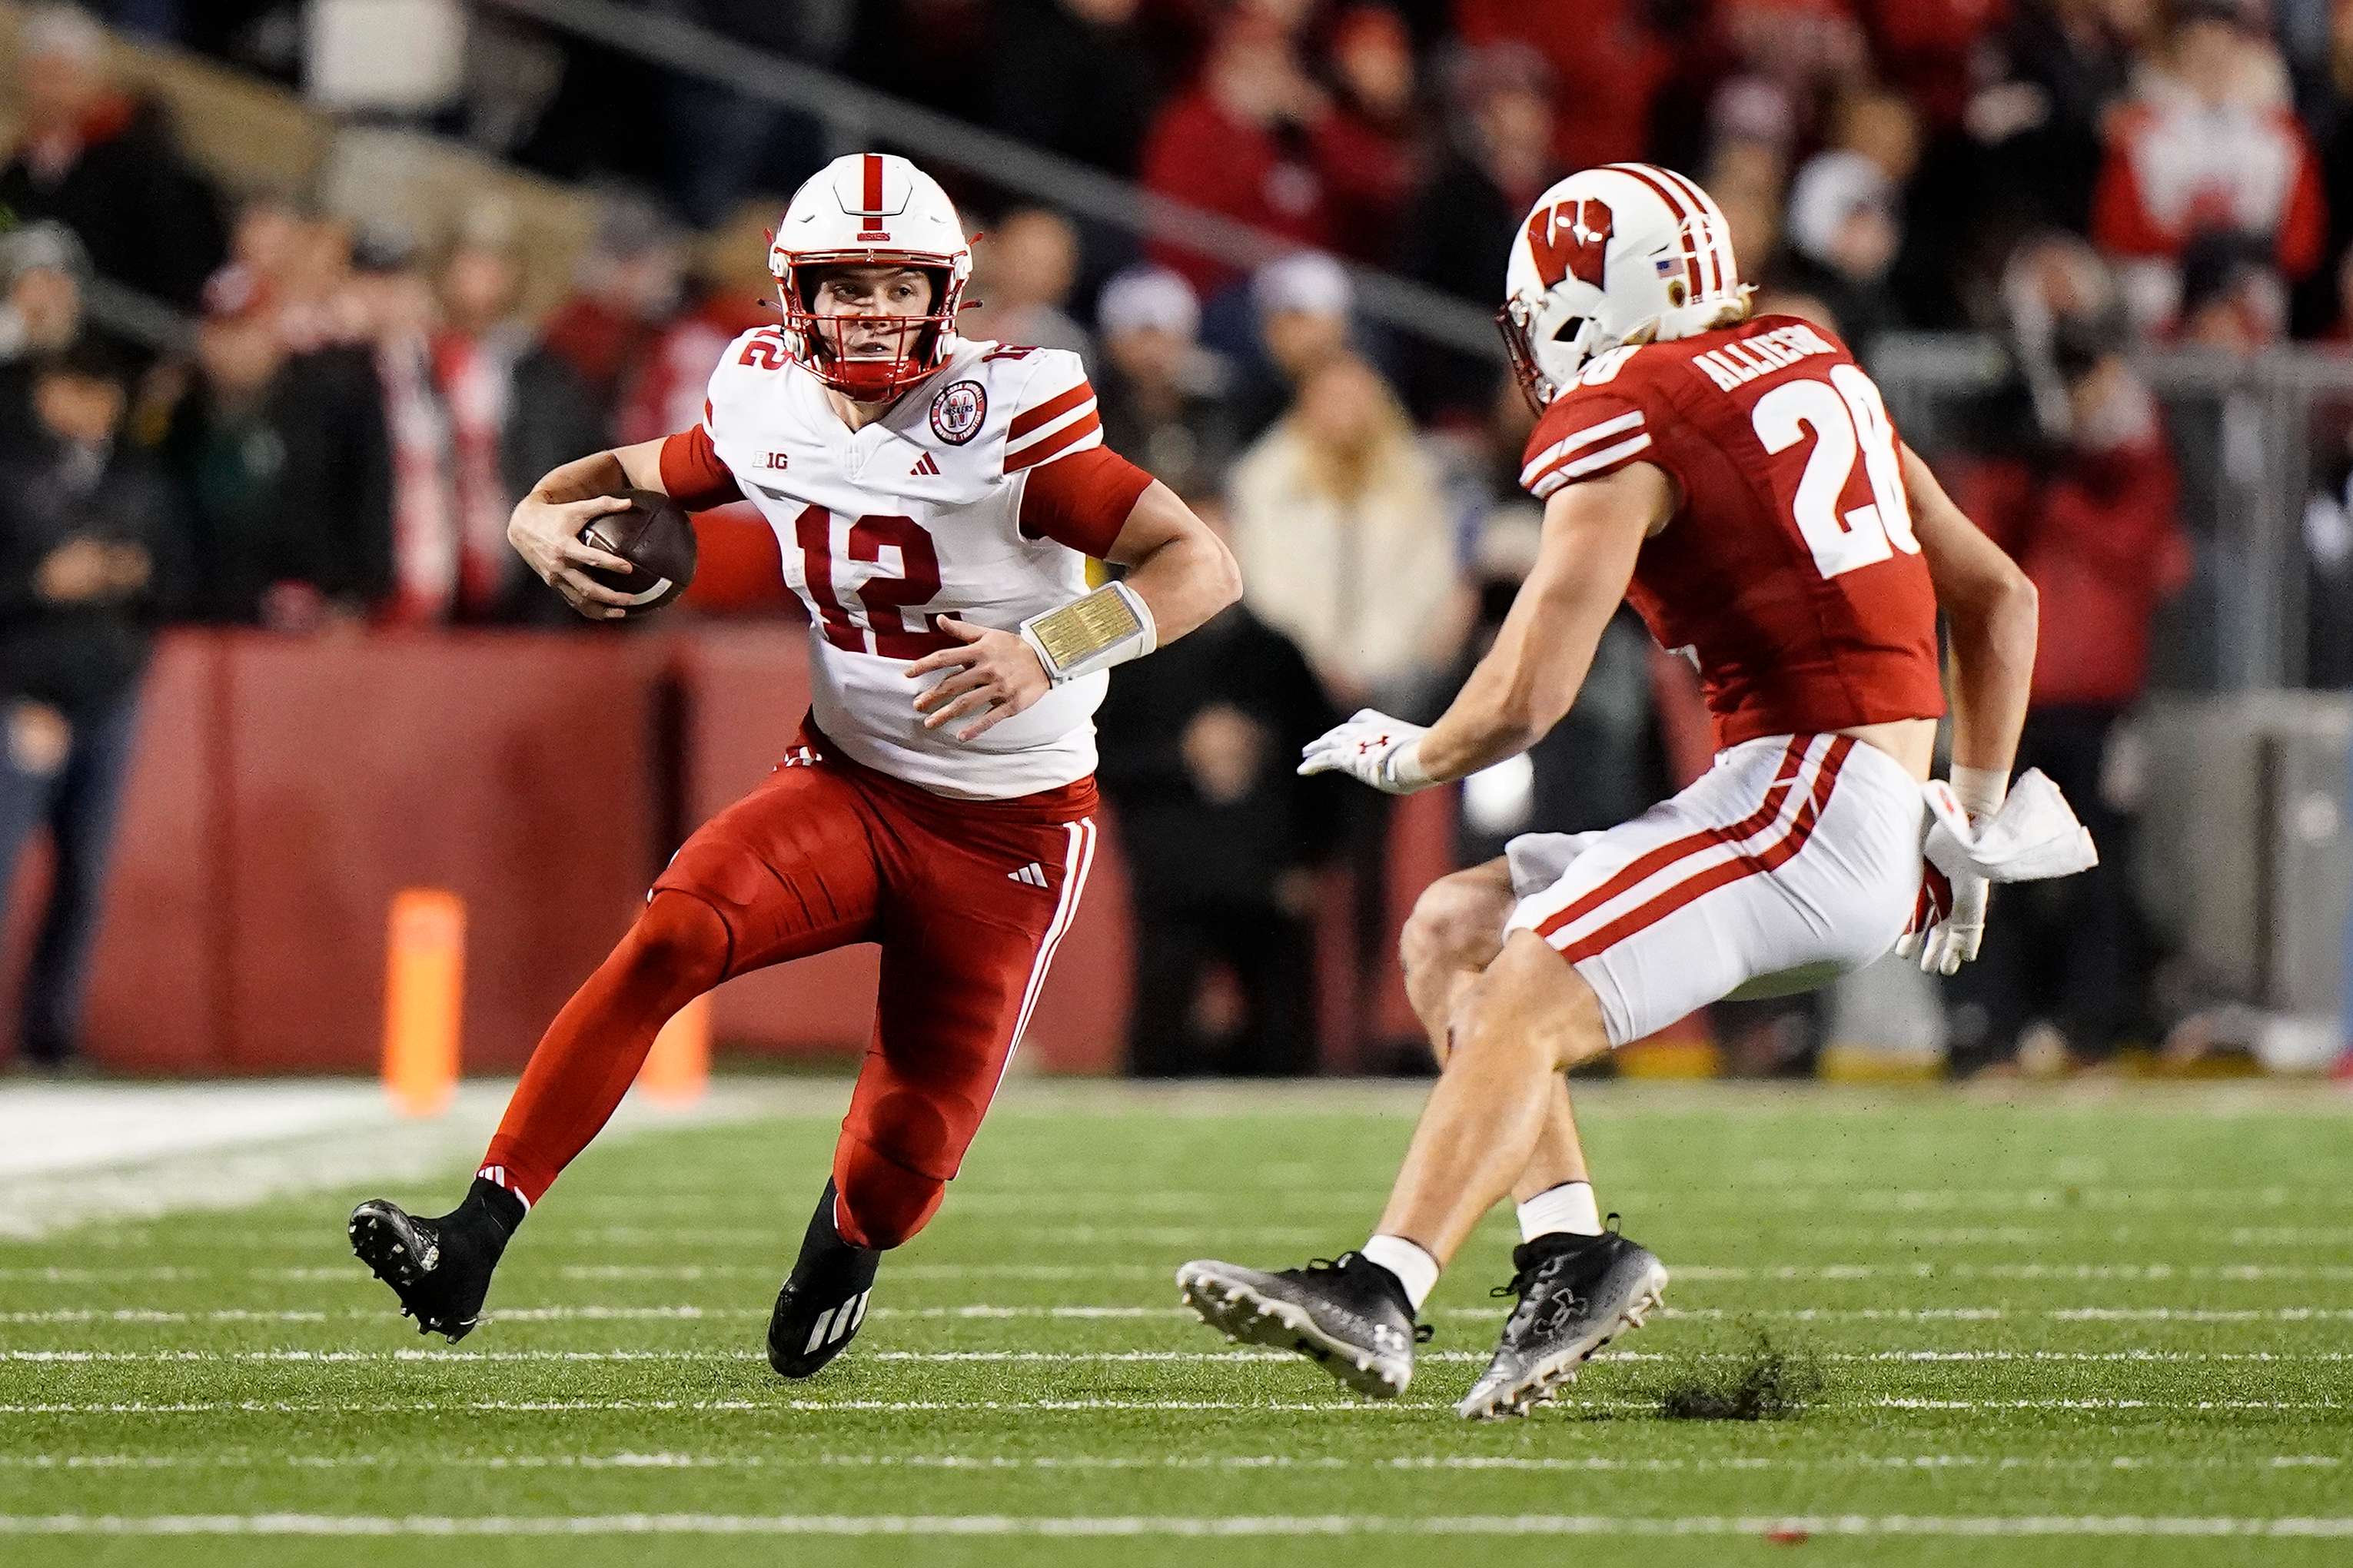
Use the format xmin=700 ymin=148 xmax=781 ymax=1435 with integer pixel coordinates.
xmin=770 ymin=152 xmax=974 ymax=401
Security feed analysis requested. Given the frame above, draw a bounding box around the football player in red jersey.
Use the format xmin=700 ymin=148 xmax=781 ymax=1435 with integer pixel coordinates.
xmin=1180 ymin=164 xmax=2082 ymax=1417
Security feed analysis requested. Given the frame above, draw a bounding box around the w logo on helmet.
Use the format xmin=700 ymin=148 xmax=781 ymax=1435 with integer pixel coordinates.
xmin=1525 ymin=198 xmax=1614 ymax=291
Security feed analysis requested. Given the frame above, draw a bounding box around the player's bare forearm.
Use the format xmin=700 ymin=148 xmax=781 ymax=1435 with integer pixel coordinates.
xmin=528 ymin=440 xmax=667 ymax=505
xmin=1416 ymin=465 xmax=1665 ymax=782
xmin=1103 ymin=480 xmax=1241 ymax=646
xmin=1902 ymin=444 xmax=2038 ymax=779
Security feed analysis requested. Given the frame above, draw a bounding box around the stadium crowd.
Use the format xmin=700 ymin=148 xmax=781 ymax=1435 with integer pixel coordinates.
xmin=1 ymin=0 xmax=2339 ymax=1077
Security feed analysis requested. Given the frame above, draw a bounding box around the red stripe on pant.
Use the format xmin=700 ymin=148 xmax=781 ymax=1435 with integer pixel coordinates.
xmin=1557 ymin=736 xmax=1854 ymax=965
xmin=1536 ymin=736 xmax=1811 ymax=942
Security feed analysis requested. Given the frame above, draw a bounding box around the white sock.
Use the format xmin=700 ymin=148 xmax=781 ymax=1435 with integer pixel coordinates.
xmin=1360 ymin=1234 xmax=1440 ymax=1312
xmin=1517 ymin=1181 xmax=1602 ymax=1243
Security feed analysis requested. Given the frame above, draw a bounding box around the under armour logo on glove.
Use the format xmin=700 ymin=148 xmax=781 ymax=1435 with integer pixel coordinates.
xmin=1299 ymin=709 xmax=1436 ymax=796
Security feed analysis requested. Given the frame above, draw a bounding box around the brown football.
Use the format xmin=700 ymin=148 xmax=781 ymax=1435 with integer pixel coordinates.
xmin=577 ymin=490 xmax=696 ymax=616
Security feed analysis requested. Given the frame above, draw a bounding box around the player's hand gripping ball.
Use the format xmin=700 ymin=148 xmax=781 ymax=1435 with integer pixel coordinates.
xmin=510 ymin=488 xmax=696 ymax=620
xmin=574 ymin=490 xmax=696 ymax=617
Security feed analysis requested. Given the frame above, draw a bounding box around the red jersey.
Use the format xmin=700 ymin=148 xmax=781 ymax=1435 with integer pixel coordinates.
xmin=1517 ymin=314 xmax=1944 ymax=747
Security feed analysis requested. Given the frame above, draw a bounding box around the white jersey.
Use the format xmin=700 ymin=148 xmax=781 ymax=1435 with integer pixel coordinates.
xmin=699 ymin=331 xmax=1115 ymax=800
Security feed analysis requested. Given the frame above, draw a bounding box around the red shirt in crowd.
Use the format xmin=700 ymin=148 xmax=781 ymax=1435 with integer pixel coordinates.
xmin=1961 ymin=443 xmax=2192 ymax=709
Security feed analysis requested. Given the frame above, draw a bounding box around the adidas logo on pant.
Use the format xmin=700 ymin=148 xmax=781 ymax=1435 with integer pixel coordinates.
xmin=1007 ymin=862 xmax=1049 ymax=888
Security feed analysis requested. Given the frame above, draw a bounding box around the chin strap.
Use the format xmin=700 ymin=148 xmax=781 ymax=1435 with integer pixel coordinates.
xmin=1018 ymin=581 xmax=1157 ymax=685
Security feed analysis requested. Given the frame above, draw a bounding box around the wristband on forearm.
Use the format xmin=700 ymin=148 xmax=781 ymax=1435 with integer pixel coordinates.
xmin=1018 ymin=580 xmax=1158 ymax=685
xmin=1949 ymin=765 xmax=2009 ymax=820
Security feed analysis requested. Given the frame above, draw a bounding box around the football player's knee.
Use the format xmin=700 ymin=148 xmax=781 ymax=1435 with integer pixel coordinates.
xmin=622 ymin=892 xmax=732 ymax=998
xmin=832 ymin=1137 xmax=946 ymax=1251
xmin=1401 ymin=875 xmax=1503 ymax=982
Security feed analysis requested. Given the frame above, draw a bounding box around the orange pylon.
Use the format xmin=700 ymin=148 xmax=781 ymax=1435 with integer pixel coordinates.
xmin=383 ymin=889 xmax=464 ymax=1117
xmin=640 ymin=992 xmax=711 ymax=1106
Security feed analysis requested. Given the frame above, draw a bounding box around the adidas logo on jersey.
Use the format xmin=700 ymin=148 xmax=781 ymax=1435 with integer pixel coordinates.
xmin=909 ymin=452 xmax=942 ymax=477
xmin=1008 ymin=862 xmax=1049 ymax=888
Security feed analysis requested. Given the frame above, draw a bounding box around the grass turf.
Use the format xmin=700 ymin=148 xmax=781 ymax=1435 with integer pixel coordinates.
xmin=2 ymin=1079 xmax=2351 ymax=1567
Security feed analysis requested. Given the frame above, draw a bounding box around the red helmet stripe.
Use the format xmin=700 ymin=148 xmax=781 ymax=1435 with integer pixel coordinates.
xmin=862 ymin=153 xmax=884 ymax=214
xmin=1650 ymin=164 xmax=1727 ymax=296
xmin=1606 ymin=164 xmax=1704 ymax=299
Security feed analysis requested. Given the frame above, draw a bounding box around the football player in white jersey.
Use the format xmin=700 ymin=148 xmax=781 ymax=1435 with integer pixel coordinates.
xmin=348 ymin=154 xmax=1241 ymax=1374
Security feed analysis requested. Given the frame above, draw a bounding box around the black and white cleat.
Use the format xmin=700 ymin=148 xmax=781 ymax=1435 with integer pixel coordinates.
xmin=766 ymin=1179 xmax=881 ymax=1379
xmin=1455 ymin=1225 xmax=1667 ymax=1420
xmin=347 ymin=1195 xmax=505 ymax=1344
xmin=1175 ymin=1252 xmax=1427 ymax=1398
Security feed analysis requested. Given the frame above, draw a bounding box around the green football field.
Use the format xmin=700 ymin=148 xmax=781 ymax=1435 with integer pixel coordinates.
xmin=4 ymin=1080 xmax=2352 ymax=1567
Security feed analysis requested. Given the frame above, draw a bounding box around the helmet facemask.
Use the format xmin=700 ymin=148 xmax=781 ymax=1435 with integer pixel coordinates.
xmin=776 ymin=255 xmax=961 ymax=401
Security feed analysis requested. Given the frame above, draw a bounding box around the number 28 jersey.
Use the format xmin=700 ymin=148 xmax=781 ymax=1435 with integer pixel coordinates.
xmin=1517 ymin=314 xmax=1944 ymax=748
xmin=660 ymin=331 xmax=1152 ymax=800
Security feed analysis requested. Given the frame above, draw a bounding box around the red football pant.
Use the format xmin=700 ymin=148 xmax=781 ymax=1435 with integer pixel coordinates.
xmin=480 ymin=728 xmax=1097 ymax=1248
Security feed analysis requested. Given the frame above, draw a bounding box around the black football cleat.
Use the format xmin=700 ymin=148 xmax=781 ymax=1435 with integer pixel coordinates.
xmin=766 ymin=1180 xmax=880 ymax=1379
xmin=1176 ymin=1251 xmax=1429 ymax=1397
xmin=347 ymin=1179 xmax=517 ymax=1344
xmin=1455 ymin=1224 xmax=1668 ymax=1420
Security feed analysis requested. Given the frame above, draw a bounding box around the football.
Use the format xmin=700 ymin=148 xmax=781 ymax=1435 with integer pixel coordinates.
xmin=578 ymin=489 xmax=696 ymax=616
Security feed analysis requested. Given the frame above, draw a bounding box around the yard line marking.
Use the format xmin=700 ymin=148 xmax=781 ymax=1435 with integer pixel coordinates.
xmin=0 ymin=1453 xmax=2339 ymax=1475
xmin=8 ymin=1395 xmax=2341 ymax=1416
xmin=11 ymin=1303 xmax=2353 ymax=1326
xmin=8 ymin=1349 xmax=2349 ymax=1367
xmin=6 ymin=1514 xmax=2353 ymax=1538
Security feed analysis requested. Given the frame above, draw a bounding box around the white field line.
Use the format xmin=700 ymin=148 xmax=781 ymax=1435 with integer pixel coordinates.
xmin=7 ymin=1514 xmax=2353 ymax=1538
xmin=4 ymin=1397 xmax=2341 ymax=1416
xmin=0 ymin=1452 xmax=2341 ymax=1475
xmin=11 ymin=1304 xmax=2353 ymax=1325
xmin=8 ymin=1348 xmax=2352 ymax=1367
xmin=95 ymin=1222 xmax=2353 ymax=1252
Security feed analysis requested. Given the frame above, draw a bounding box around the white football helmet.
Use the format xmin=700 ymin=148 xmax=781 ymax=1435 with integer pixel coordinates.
xmin=1497 ymin=163 xmax=1750 ymax=410
xmin=770 ymin=152 xmax=973 ymax=400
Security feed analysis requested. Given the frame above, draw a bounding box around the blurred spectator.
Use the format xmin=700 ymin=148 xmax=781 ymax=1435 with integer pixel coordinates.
xmin=1452 ymin=0 xmax=1674 ymax=174
xmin=1234 ymin=251 xmax=1354 ymax=437
xmin=160 ymin=296 xmax=294 ymax=623
xmin=1703 ymin=135 xmax=1791 ymax=291
xmin=1317 ymin=5 xmax=1424 ymax=264
xmin=1970 ymin=0 xmax=2149 ymax=238
xmin=2092 ymin=0 xmax=2327 ymax=329
xmin=268 ymin=228 xmax=454 ymax=627
xmin=987 ymin=0 xmax=1165 ymax=174
xmin=1093 ymin=265 xmax=1237 ymax=497
xmin=433 ymin=219 xmax=605 ymax=622
xmin=538 ymin=196 xmax=689 ymax=420
xmin=199 ymin=191 xmax=308 ymax=345
xmin=1227 ymin=354 xmax=1467 ymax=712
xmin=1863 ymin=0 xmax=2009 ymax=130
xmin=2172 ymin=230 xmax=2291 ymax=350
xmin=1138 ymin=9 xmax=1336 ymax=296
xmin=1394 ymin=42 xmax=1560 ymax=417
xmin=613 ymin=205 xmax=773 ymax=449
xmin=0 ymin=341 xmax=182 ymax=1073
xmin=959 ymin=208 xmax=1091 ymax=358
xmin=0 ymin=5 xmax=226 ymax=311
xmin=1949 ymin=334 xmax=2191 ymax=1074
xmin=1095 ymin=498 xmax=1343 ymax=1076
xmin=1779 ymin=149 xmax=1904 ymax=357
xmin=0 ymin=222 xmax=91 ymax=447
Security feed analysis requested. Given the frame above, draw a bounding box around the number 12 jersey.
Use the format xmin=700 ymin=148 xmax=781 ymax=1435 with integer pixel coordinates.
xmin=660 ymin=331 xmax=1153 ymax=800
xmin=1517 ymin=313 xmax=1944 ymax=747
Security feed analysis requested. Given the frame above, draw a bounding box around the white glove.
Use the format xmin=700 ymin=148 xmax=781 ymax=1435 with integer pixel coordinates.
xmin=1298 ymin=709 xmax=1435 ymax=795
xmin=1893 ymin=862 xmax=1989 ymax=975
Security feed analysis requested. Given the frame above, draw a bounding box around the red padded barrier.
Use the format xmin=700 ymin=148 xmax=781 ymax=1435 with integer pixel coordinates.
xmin=45 ymin=627 xmax=1441 ymax=1078
xmin=215 ymin=632 xmax=665 ymax=1072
